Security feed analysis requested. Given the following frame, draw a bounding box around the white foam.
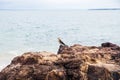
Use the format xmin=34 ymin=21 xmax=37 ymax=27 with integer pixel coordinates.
xmin=0 ymin=64 xmax=8 ymax=71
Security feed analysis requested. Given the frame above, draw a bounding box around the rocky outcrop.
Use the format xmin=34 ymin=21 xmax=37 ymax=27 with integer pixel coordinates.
xmin=0 ymin=42 xmax=120 ymax=80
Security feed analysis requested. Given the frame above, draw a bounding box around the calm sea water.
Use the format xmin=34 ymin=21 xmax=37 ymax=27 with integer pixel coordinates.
xmin=0 ymin=10 xmax=120 ymax=70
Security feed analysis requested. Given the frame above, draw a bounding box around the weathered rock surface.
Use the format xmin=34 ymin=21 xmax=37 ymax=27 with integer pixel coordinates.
xmin=0 ymin=42 xmax=120 ymax=80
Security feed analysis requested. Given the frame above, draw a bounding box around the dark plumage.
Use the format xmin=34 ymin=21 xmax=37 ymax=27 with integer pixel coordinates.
xmin=58 ymin=38 xmax=66 ymax=46
xmin=57 ymin=38 xmax=69 ymax=54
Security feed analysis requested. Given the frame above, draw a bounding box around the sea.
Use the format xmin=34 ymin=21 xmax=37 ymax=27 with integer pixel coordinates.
xmin=0 ymin=10 xmax=120 ymax=71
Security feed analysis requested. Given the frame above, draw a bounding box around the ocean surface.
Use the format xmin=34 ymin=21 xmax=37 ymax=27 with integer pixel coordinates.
xmin=0 ymin=10 xmax=120 ymax=70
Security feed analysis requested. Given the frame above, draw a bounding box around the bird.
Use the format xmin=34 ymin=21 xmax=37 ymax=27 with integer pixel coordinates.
xmin=57 ymin=38 xmax=68 ymax=54
xmin=58 ymin=38 xmax=66 ymax=46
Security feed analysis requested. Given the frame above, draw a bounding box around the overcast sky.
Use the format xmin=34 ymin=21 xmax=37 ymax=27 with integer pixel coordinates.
xmin=0 ymin=0 xmax=120 ymax=9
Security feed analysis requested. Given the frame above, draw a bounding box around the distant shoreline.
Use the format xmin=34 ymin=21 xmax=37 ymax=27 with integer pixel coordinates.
xmin=0 ymin=8 xmax=120 ymax=11
xmin=88 ymin=8 xmax=120 ymax=10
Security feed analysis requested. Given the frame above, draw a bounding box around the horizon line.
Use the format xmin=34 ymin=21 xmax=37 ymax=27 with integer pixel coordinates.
xmin=0 ymin=8 xmax=120 ymax=11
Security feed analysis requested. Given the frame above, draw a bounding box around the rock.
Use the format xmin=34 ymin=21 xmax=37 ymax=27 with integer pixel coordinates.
xmin=45 ymin=69 xmax=66 ymax=80
xmin=0 ymin=72 xmax=6 ymax=80
xmin=57 ymin=45 xmax=75 ymax=54
xmin=0 ymin=43 xmax=120 ymax=80
xmin=101 ymin=42 xmax=120 ymax=51
xmin=112 ymin=71 xmax=120 ymax=80
xmin=101 ymin=42 xmax=119 ymax=48
xmin=87 ymin=65 xmax=112 ymax=80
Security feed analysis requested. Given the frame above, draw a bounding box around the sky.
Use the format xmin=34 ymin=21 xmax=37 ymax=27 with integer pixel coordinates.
xmin=0 ymin=0 xmax=120 ymax=9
